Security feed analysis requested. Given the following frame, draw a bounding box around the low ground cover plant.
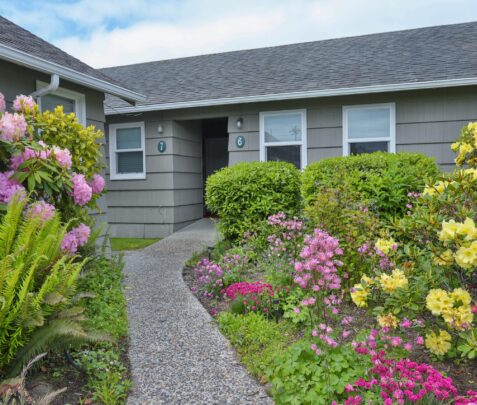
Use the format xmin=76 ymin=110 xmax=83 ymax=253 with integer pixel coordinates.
xmin=188 ymin=122 xmax=477 ymax=404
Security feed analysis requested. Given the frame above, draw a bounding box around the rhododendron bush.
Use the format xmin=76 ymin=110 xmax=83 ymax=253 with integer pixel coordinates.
xmin=0 ymin=91 xmax=106 ymax=252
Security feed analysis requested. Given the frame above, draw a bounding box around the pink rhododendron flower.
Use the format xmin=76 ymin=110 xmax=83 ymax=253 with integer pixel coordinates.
xmin=0 ymin=92 xmax=5 ymax=112
xmin=61 ymin=223 xmax=91 ymax=254
xmin=25 ymin=201 xmax=55 ymax=223
xmin=71 ymin=173 xmax=92 ymax=206
xmin=0 ymin=112 xmax=27 ymax=142
xmin=10 ymin=145 xmax=51 ymax=169
xmin=52 ymin=146 xmax=72 ymax=168
xmin=0 ymin=171 xmax=26 ymax=203
xmin=12 ymin=95 xmax=36 ymax=111
xmin=90 ymin=173 xmax=105 ymax=194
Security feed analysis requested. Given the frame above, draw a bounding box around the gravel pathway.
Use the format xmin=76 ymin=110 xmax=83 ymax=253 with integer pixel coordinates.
xmin=123 ymin=219 xmax=274 ymax=405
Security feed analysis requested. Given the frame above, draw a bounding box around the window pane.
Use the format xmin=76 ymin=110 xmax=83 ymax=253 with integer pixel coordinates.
xmin=264 ymin=113 xmax=302 ymax=142
xmin=350 ymin=141 xmax=388 ymax=155
xmin=347 ymin=107 xmax=390 ymax=139
xmin=41 ymin=94 xmax=75 ymax=114
xmin=117 ymin=151 xmax=143 ymax=173
xmin=116 ymin=127 xmax=142 ymax=149
xmin=266 ymin=145 xmax=301 ymax=168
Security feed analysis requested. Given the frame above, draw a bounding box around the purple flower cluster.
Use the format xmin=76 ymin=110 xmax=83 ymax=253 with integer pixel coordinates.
xmin=90 ymin=173 xmax=105 ymax=194
xmin=71 ymin=173 xmax=93 ymax=206
xmin=0 ymin=112 xmax=27 ymax=142
xmin=61 ymin=223 xmax=91 ymax=254
xmin=25 ymin=201 xmax=55 ymax=223
xmin=12 ymin=95 xmax=36 ymax=112
xmin=0 ymin=171 xmax=26 ymax=203
xmin=194 ymin=258 xmax=224 ymax=297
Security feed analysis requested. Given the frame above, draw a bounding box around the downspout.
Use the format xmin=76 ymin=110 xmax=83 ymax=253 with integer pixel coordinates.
xmin=30 ymin=73 xmax=60 ymax=98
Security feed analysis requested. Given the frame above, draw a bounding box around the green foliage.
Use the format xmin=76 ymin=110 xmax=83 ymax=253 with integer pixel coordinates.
xmin=110 ymin=237 xmax=160 ymax=251
xmin=74 ymin=344 xmax=130 ymax=405
xmin=30 ymin=106 xmax=104 ymax=178
xmin=302 ymin=152 xmax=439 ymax=217
xmin=305 ymin=186 xmax=384 ymax=285
xmin=266 ymin=340 xmax=370 ymax=405
xmin=217 ymin=312 xmax=295 ymax=381
xmin=78 ymin=255 xmax=128 ymax=339
xmin=205 ymin=161 xmax=301 ymax=239
xmin=0 ymin=197 xmax=98 ymax=375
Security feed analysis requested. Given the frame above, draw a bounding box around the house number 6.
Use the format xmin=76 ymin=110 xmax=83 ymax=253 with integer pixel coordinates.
xmin=236 ymin=135 xmax=245 ymax=149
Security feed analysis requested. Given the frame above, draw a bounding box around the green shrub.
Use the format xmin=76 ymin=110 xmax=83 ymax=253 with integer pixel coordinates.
xmin=302 ymin=152 xmax=439 ymax=217
xmin=266 ymin=340 xmax=370 ymax=405
xmin=205 ymin=161 xmax=301 ymax=239
xmin=217 ymin=312 xmax=295 ymax=381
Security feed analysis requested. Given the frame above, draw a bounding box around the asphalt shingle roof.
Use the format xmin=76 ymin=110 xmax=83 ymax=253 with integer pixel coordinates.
xmin=0 ymin=16 xmax=126 ymax=88
xmin=101 ymin=21 xmax=477 ymax=110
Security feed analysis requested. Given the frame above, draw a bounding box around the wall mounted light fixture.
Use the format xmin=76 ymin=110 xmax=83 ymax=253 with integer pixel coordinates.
xmin=157 ymin=124 xmax=164 ymax=134
xmin=236 ymin=117 xmax=243 ymax=129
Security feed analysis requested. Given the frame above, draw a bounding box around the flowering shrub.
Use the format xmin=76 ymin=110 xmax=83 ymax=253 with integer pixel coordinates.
xmin=193 ymin=258 xmax=224 ymax=298
xmin=0 ymin=92 xmax=105 ymax=227
xmin=223 ymin=281 xmax=274 ymax=315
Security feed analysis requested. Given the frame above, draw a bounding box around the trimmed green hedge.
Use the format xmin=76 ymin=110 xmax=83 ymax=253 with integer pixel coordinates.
xmin=302 ymin=152 xmax=439 ymax=217
xmin=205 ymin=161 xmax=301 ymax=239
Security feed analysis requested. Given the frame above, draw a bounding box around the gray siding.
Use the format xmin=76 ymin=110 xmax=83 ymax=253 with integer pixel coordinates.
xmin=106 ymin=85 xmax=477 ymax=237
xmin=0 ymin=59 xmax=108 ymax=238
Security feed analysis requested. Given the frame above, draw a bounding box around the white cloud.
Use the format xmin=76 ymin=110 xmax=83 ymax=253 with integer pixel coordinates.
xmin=4 ymin=0 xmax=477 ymax=68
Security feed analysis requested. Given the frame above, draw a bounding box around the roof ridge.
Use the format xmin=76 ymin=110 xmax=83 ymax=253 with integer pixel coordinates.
xmin=100 ymin=19 xmax=477 ymax=70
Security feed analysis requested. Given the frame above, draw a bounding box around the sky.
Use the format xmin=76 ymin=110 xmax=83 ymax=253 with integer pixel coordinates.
xmin=2 ymin=0 xmax=477 ymax=68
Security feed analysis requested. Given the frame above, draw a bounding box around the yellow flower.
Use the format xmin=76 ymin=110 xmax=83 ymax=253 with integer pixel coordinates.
xmin=361 ymin=275 xmax=374 ymax=285
xmin=458 ymin=218 xmax=477 ymax=240
xmin=379 ymin=269 xmax=408 ymax=293
xmin=442 ymin=306 xmax=474 ymax=330
xmin=454 ymin=241 xmax=477 ymax=270
xmin=463 ymin=168 xmax=477 ymax=180
xmin=439 ymin=220 xmax=460 ymax=241
xmin=425 ymin=330 xmax=452 ymax=356
xmin=459 ymin=143 xmax=473 ymax=156
xmin=377 ymin=313 xmax=399 ymax=329
xmin=435 ymin=181 xmax=449 ymax=194
xmin=451 ymin=141 xmax=461 ymax=152
xmin=422 ymin=185 xmax=436 ymax=196
xmin=375 ymin=238 xmax=397 ymax=255
xmin=432 ymin=249 xmax=454 ymax=266
xmin=426 ymin=289 xmax=453 ymax=316
xmin=351 ymin=284 xmax=369 ymax=308
xmin=450 ymin=288 xmax=472 ymax=306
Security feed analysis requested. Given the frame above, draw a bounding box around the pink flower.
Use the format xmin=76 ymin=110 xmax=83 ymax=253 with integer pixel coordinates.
xmin=415 ymin=336 xmax=424 ymax=345
xmin=61 ymin=223 xmax=91 ymax=254
xmin=312 ymin=329 xmax=318 ymax=337
xmin=0 ymin=171 xmax=26 ymax=203
xmin=53 ymin=146 xmax=72 ymax=168
xmin=90 ymin=174 xmax=105 ymax=194
xmin=293 ymin=307 xmax=300 ymax=314
xmin=310 ymin=343 xmax=317 ymax=351
xmin=25 ymin=201 xmax=55 ymax=223
xmin=0 ymin=92 xmax=5 ymax=112
xmin=0 ymin=112 xmax=27 ymax=142
xmin=74 ymin=223 xmax=91 ymax=245
xmin=12 ymin=95 xmax=36 ymax=111
xmin=400 ymin=318 xmax=412 ymax=329
xmin=71 ymin=173 xmax=92 ymax=206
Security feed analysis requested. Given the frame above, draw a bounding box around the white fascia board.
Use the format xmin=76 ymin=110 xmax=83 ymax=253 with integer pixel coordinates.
xmin=104 ymin=77 xmax=477 ymax=115
xmin=0 ymin=44 xmax=146 ymax=103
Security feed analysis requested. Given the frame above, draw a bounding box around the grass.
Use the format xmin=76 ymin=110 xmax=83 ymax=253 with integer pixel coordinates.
xmin=110 ymin=237 xmax=160 ymax=251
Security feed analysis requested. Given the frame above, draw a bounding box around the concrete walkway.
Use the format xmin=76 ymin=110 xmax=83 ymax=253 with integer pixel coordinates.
xmin=123 ymin=219 xmax=273 ymax=404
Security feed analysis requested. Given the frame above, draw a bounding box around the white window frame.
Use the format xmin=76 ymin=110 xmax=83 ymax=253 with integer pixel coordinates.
xmin=109 ymin=122 xmax=146 ymax=180
xmin=36 ymin=81 xmax=86 ymax=125
xmin=259 ymin=109 xmax=307 ymax=169
xmin=342 ymin=102 xmax=396 ymax=156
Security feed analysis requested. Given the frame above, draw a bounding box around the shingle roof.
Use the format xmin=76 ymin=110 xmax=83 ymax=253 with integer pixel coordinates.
xmin=101 ymin=21 xmax=477 ymax=111
xmin=0 ymin=16 xmax=144 ymax=101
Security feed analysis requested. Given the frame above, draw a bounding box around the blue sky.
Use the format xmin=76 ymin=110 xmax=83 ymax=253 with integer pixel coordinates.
xmin=2 ymin=0 xmax=477 ymax=68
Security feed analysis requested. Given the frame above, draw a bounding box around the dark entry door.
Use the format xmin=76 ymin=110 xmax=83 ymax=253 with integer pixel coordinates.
xmin=202 ymin=118 xmax=229 ymax=215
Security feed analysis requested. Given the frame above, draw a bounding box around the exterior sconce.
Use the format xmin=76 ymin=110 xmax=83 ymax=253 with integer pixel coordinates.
xmin=157 ymin=124 xmax=164 ymax=134
xmin=236 ymin=117 xmax=243 ymax=129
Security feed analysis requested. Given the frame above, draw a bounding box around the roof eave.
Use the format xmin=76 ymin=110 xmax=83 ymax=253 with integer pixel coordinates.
xmin=0 ymin=43 xmax=146 ymax=103
xmin=104 ymin=77 xmax=477 ymax=115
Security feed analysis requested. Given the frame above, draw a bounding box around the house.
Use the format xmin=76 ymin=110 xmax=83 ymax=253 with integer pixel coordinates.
xmin=0 ymin=16 xmax=145 ymax=228
xmin=101 ymin=21 xmax=477 ymax=238
xmin=2 ymin=17 xmax=477 ymax=239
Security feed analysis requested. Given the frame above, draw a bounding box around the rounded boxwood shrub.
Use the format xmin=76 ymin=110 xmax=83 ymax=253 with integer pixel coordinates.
xmin=302 ymin=152 xmax=439 ymax=217
xmin=205 ymin=161 xmax=301 ymax=239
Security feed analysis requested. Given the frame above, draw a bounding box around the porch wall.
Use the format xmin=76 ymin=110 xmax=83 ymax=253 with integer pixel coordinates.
xmin=105 ymin=85 xmax=477 ymax=238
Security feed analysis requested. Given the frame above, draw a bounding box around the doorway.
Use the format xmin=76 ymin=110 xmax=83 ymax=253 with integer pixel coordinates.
xmin=202 ymin=117 xmax=229 ymax=215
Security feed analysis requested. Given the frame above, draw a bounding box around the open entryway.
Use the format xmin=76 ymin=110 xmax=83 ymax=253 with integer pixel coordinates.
xmin=202 ymin=117 xmax=229 ymax=215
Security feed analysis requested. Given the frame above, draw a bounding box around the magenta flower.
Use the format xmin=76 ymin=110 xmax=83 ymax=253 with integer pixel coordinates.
xmin=0 ymin=112 xmax=27 ymax=142
xmin=12 ymin=95 xmax=36 ymax=111
xmin=0 ymin=171 xmax=26 ymax=203
xmin=90 ymin=173 xmax=106 ymax=194
xmin=71 ymin=173 xmax=92 ymax=206
xmin=25 ymin=201 xmax=55 ymax=223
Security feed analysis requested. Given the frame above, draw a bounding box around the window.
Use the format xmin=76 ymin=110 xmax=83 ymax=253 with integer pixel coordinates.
xmin=342 ymin=103 xmax=395 ymax=156
xmin=259 ymin=110 xmax=307 ymax=169
xmin=109 ymin=122 xmax=146 ymax=180
xmin=36 ymin=81 xmax=86 ymax=125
